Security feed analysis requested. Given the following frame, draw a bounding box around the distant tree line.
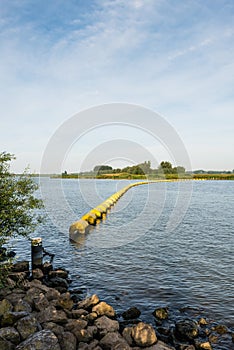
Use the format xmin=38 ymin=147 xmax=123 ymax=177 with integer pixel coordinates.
xmin=91 ymin=161 xmax=185 ymax=176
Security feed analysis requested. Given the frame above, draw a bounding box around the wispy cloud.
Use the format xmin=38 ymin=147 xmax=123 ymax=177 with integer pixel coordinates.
xmin=0 ymin=0 xmax=234 ymax=171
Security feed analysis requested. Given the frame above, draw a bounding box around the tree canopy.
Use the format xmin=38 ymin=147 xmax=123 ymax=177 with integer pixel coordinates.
xmin=0 ymin=152 xmax=43 ymax=248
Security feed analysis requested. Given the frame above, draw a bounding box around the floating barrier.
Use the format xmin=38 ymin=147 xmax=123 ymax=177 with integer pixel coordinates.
xmin=69 ymin=181 xmax=154 ymax=242
xmin=69 ymin=179 xmax=191 ymax=242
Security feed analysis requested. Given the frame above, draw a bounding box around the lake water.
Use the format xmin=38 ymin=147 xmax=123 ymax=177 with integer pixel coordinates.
xmin=12 ymin=179 xmax=234 ymax=331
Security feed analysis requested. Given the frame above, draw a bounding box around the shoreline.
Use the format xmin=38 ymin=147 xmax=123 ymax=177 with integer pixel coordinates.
xmin=0 ymin=260 xmax=233 ymax=349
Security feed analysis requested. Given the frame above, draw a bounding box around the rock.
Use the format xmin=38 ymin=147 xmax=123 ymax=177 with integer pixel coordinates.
xmin=208 ymin=334 xmax=218 ymax=343
xmin=131 ymin=322 xmax=157 ymax=347
xmin=49 ymin=269 xmax=68 ymax=279
xmin=146 ymin=340 xmax=176 ymax=349
xmin=5 ymin=291 xmax=26 ymax=306
xmin=122 ymin=307 xmax=141 ymax=320
xmin=77 ymin=294 xmax=99 ymax=309
xmin=0 ymin=299 xmax=13 ymax=316
xmin=37 ymin=305 xmax=67 ymax=324
xmin=78 ymin=343 xmax=89 ymax=350
xmin=28 ymin=279 xmax=50 ymax=293
xmin=47 ymin=277 xmax=69 ymax=293
xmin=92 ymin=301 xmax=115 ymax=317
xmin=12 ymin=261 xmax=29 ymax=272
xmin=84 ymin=311 xmax=98 ymax=323
xmin=153 ymin=307 xmax=169 ymax=320
xmin=65 ymin=319 xmax=88 ymax=332
xmin=194 ymin=340 xmax=212 ymax=349
xmin=175 ymin=319 xmax=199 ymax=341
xmin=71 ymin=308 xmax=88 ymax=318
xmin=157 ymin=326 xmax=170 ymax=336
xmin=16 ymin=315 xmax=39 ymax=340
xmin=5 ymin=278 xmax=16 ymax=289
xmin=57 ymin=292 xmax=74 ymax=310
xmin=32 ymin=268 xmax=44 ymax=279
xmin=122 ymin=327 xmax=134 ymax=346
xmin=24 ymin=287 xmax=44 ymax=306
xmin=212 ymin=324 xmax=228 ymax=334
xmin=1 ymin=311 xmax=29 ymax=327
xmin=74 ymin=328 xmax=93 ymax=342
xmin=15 ymin=329 xmax=61 ymax=350
xmin=87 ymin=325 xmax=98 ymax=337
xmin=95 ymin=315 xmax=119 ymax=337
xmin=46 ymin=288 xmax=61 ymax=301
xmin=100 ymin=331 xmax=130 ymax=350
xmin=89 ymin=339 xmax=100 ymax=349
xmin=199 ymin=318 xmax=208 ymax=326
xmin=8 ymin=272 xmax=28 ymax=283
xmin=0 ymin=327 xmax=20 ymax=344
xmin=14 ymin=300 xmax=32 ymax=313
xmin=33 ymin=293 xmax=50 ymax=311
xmin=0 ymin=339 xmax=14 ymax=350
xmin=42 ymin=322 xmax=64 ymax=341
xmin=42 ymin=262 xmax=53 ymax=274
xmin=60 ymin=331 xmax=77 ymax=350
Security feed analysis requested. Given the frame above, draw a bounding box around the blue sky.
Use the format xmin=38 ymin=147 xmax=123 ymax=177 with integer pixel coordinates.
xmin=1 ymin=0 xmax=234 ymax=172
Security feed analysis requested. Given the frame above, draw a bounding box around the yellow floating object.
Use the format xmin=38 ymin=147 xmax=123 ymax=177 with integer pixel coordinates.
xmin=90 ymin=208 xmax=102 ymax=219
xmin=69 ymin=219 xmax=89 ymax=236
xmin=82 ymin=212 xmax=97 ymax=225
xmin=96 ymin=205 xmax=107 ymax=214
xmin=69 ymin=180 xmax=175 ymax=242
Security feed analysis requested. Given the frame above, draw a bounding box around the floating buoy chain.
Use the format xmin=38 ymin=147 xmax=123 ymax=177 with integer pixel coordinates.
xmin=69 ymin=179 xmax=190 ymax=242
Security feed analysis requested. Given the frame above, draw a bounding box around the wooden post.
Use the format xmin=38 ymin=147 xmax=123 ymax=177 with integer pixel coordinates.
xmin=31 ymin=237 xmax=43 ymax=269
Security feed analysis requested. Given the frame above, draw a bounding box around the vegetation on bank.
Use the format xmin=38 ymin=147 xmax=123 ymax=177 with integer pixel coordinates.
xmin=56 ymin=161 xmax=234 ymax=180
xmin=0 ymin=152 xmax=43 ymax=286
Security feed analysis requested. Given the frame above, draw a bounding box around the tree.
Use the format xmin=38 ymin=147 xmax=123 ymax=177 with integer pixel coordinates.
xmin=173 ymin=166 xmax=185 ymax=174
xmin=158 ymin=161 xmax=173 ymax=174
xmin=0 ymin=152 xmax=43 ymax=250
xmin=93 ymin=165 xmax=113 ymax=174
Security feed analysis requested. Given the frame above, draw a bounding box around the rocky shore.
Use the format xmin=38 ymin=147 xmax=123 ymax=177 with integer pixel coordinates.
xmin=0 ymin=261 xmax=233 ymax=350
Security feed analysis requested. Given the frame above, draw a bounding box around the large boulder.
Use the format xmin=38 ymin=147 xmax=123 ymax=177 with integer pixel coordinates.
xmin=46 ymin=277 xmax=69 ymax=293
xmin=57 ymin=292 xmax=74 ymax=310
xmin=131 ymin=322 xmax=157 ymax=347
xmin=1 ymin=311 xmax=29 ymax=327
xmin=14 ymin=300 xmax=32 ymax=313
xmin=0 ymin=327 xmax=20 ymax=344
xmin=49 ymin=269 xmax=68 ymax=279
xmin=16 ymin=315 xmax=39 ymax=340
xmin=92 ymin=301 xmax=115 ymax=317
xmin=77 ymin=294 xmax=99 ymax=310
xmin=42 ymin=322 xmax=64 ymax=341
xmin=45 ymin=288 xmax=61 ymax=301
xmin=0 ymin=299 xmax=13 ymax=316
xmin=153 ymin=307 xmax=169 ymax=320
xmin=100 ymin=331 xmax=130 ymax=350
xmin=11 ymin=261 xmax=29 ymax=272
xmin=59 ymin=331 xmax=77 ymax=350
xmin=37 ymin=305 xmax=67 ymax=324
xmin=0 ymin=338 xmax=14 ymax=350
xmin=122 ymin=327 xmax=134 ymax=346
xmin=65 ymin=319 xmax=88 ymax=336
xmin=15 ymin=329 xmax=60 ymax=350
xmin=33 ymin=293 xmax=50 ymax=311
xmin=73 ymin=328 xmax=93 ymax=343
xmin=175 ymin=319 xmax=199 ymax=341
xmin=95 ymin=315 xmax=119 ymax=337
xmin=122 ymin=306 xmax=141 ymax=320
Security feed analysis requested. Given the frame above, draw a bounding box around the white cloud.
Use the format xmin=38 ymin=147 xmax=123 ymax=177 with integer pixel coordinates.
xmin=0 ymin=0 xmax=234 ymax=171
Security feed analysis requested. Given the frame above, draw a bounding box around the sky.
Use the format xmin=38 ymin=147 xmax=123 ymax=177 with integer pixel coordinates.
xmin=0 ymin=0 xmax=234 ymax=173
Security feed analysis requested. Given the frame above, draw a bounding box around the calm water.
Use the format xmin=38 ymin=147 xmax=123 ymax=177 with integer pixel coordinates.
xmin=12 ymin=179 xmax=234 ymax=330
